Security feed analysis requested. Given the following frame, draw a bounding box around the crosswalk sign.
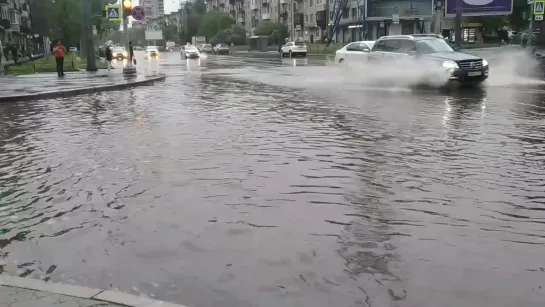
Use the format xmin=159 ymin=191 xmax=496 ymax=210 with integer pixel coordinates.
xmin=535 ymin=0 xmax=544 ymax=14
xmin=106 ymin=5 xmax=122 ymax=22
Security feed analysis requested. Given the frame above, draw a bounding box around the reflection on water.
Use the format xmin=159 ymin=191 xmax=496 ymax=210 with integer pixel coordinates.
xmin=1 ymin=54 xmax=545 ymax=307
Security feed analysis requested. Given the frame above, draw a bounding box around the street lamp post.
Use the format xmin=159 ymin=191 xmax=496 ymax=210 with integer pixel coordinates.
xmin=123 ymin=0 xmax=137 ymax=76
xmin=81 ymin=0 xmax=97 ymax=71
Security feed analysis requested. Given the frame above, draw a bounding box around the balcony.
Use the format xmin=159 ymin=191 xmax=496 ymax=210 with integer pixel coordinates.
xmin=280 ymin=0 xmax=288 ymax=4
xmin=9 ymin=23 xmax=19 ymax=32
xmin=262 ymin=12 xmax=271 ymax=19
xmin=315 ymin=3 xmax=326 ymax=11
xmin=250 ymin=3 xmax=258 ymax=10
xmin=237 ymin=16 xmax=244 ymax=22
xmin=366 ymin=0 xmax=433 ymax=18
xmin=262 ymin=0 xmax=269 ymax=4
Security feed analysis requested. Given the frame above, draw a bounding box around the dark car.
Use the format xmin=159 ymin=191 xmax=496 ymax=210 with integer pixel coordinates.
xmin=214 ymin=43 xmax=231 ymax=55
xmin=368 ymin=34 xmax=489 ymax=85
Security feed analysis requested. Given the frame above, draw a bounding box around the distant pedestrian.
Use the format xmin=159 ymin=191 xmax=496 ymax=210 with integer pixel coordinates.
xmin=53 ymin=41 xmax=66 ymax=77
xmin=129 ymin=41 xmax=134 ymax=64
xmin=105 ymin=44 xmax=113 ymax=72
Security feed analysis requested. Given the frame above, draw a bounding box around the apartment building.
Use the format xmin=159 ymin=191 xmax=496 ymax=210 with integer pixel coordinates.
xmin=1 ymin=0 xmax=32 ymax=45
xmin=204 ymin=0 xmax=328 ymax=42
xmin=142 ymin=0 xmax=165 ymax=30
xmin=204 ymin=0 xmax=434 ymax=44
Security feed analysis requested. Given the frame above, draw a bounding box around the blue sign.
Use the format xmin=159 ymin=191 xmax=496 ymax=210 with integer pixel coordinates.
xmin=132 ymin=6 xmax=146 ymax=21
xmin=106 ymin=5 xmax=122 ymax=22
xmin=535 ymin=0 xmax=544 ymax=14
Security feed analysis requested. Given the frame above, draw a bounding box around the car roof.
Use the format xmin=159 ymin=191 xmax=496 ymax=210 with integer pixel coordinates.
xmin=378 ymin=34 xmax=444 ymax=40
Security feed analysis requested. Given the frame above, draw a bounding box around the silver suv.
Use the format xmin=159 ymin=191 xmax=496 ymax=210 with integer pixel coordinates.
xmin=368 ymin=34 xmax=489 ymax=85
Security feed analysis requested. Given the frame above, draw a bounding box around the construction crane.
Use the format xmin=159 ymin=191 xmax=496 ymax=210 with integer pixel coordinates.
xmin=326 ymin=0 xmax=349 ymax=46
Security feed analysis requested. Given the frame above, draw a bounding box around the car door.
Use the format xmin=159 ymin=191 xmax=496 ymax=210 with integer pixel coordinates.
xmin=353 ymin=42 xmax=372 ymax=61
xmin=368 ymin=40 xmax=385 ymax=63
xmin=381 ymin=39 xmax=402 ymax=62
xmin=342 ymin=43 xmax=360 ymax=61
xmin=282 ymin=42 xmax=293 ymax=54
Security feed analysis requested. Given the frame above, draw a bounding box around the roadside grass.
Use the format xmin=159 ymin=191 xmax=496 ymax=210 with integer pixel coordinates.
xmin=6 ymin=53 xmax=107 ymax=75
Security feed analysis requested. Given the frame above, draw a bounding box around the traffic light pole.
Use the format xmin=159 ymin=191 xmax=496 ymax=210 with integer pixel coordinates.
xmin=529 ymin=1 xmax=534 ymax=49
xmin=123 ymin=0 xmax=137 ymax=76
xmin=82 ymin=0 xmax=97 ymax=71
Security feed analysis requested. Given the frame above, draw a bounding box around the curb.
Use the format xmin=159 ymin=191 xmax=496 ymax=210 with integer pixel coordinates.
xmin=0 ymin=275 xmax=190 ymax=307
xmin=0 ymin=74 xmax=167 ymax=103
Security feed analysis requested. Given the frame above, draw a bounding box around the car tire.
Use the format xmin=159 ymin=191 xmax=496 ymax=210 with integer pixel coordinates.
xmin=338 ymin=58 xmax=344 ymax=63
xmin=289 ymin=50 xmax=292 ymax=58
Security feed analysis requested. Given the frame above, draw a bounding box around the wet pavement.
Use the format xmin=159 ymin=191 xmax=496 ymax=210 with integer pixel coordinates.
xmin=0 ymin=62 xmax=158 ymax=100
xmin=1 ymin=49 xmax=545 ymax=307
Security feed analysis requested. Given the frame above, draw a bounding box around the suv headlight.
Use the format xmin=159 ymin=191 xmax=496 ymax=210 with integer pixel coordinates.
xmin=442 ymin=60 xmax=458 ymax=70
xmin=482 ymin=59 xmax=489 ymax=66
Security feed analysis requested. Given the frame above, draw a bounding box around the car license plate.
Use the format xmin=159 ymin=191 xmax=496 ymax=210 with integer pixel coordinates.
xmin=468 ymin=71 xmax=482 ymax=76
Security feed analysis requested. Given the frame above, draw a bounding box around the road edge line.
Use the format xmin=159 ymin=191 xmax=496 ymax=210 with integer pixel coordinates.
xmin=0 ymin=275 xmax=190 ymax=307
xmin=0 ymin=74 xmax=167 ymax=103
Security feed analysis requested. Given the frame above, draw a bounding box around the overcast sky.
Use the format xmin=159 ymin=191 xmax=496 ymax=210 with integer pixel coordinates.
xmin=133 ymin=0 xmax=180 ymax=14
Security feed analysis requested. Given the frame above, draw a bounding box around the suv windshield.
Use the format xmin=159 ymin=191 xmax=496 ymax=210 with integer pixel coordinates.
xmin=416 ymin=39 xmax=454 ymax=54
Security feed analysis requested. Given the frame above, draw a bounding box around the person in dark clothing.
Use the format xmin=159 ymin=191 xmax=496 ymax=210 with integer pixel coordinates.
xmin=128 ymin=41 xmax=134 ymax=64
xmin=105 ymin=45 xmax=113 ymax=72
xmin=53 ymin=41 xmax=66 ymax=76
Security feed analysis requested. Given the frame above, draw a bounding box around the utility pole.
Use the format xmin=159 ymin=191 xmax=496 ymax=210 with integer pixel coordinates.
xmin=81 ymin=0 xmax=97 ymax=71
xmin=529 ymin=0 xmax=534 ymax=48
xmin=122 ymin=0 xmax=137 ymax=76
xmin=454 ymin=0 xmax=462 ymax=49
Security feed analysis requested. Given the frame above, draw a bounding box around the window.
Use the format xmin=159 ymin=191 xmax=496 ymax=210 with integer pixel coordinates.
xmin=347 ymin=42 xmax=370 ymax=52
xmin=342 ymin=8 xmax=348 ymax=18
xmin=382 ymin=39 xmax=400 ymax=52
xmin=310 ymin=0 xmax=313 ymax=6
xmin=372 ymin=40 xmax=385 ymax=51
xmin=351 ymin=8 xmax=357 ymax=18
xmin=345 ymin=43 xmax=360 ymax=51
xmin=358 ymin=43 xmax=371 ymax=52
xmin=415 ymin=39 xmax=454 ymax=54
xmin=310 ymin=14 xmax=314 ymax=23
xmin=305 ymin=14 xmax=308 ymax=22
xmin=397 ymin=39 xmax=416 ymax=53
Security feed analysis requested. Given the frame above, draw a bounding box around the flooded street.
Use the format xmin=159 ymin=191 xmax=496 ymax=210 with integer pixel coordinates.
xmin=1 ymin=51 xmax=545 ymax=307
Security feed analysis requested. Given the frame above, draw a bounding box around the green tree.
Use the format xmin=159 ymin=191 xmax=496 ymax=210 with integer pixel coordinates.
xmin=162 ymin=24 xmax=179 ymax=42
xmin=510 ymin=0 xmax=529 ymax=30
xmin=197 ymin=11 xmax=235 ymax=39
xmin=53 ymin=0 xmax=83 ymax=46
xmin=210 ymin=26 xmax=247 ymax=45
xmin=254 ymin=22 xmax=288 ymax=44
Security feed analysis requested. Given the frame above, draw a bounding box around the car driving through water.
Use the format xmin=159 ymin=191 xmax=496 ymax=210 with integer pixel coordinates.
xmin=146 ymin=46 xmax=159 ymax=58
xmin=368 ymin=34 xmax=489 ymax=86
xmin=182 ymin=45 xmax=200 ymax=59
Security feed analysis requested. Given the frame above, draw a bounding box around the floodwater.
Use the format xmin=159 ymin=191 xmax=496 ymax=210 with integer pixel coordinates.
xmin=1 ymin=50 xmax=545 ymax=307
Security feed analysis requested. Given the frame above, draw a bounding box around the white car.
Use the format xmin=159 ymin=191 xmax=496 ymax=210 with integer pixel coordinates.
xmin=146 ymin=46 xmax=159 ymax=57
xmin=183 ymin=45 xmax=200 ymax=59
xmin=334 ymin=41 xmax=375 ymax=64
xmin=280 ymin=41 xmax=307 ymax=58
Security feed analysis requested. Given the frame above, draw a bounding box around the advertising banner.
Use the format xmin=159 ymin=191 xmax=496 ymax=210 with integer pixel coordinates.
xmin=445 ymin=0 xmax=513 ymax=16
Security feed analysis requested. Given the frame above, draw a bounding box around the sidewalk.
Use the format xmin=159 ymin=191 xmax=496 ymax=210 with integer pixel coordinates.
xmin=0 ymin=70 xmax=166 ymax=103
xmin=0 ymin=275 xmax=187 ymax=307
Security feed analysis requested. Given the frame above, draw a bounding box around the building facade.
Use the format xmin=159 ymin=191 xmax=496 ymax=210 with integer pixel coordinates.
xmin=1 ymin=0 xmax=32 ymax=58
xmin=203 ymin=0 xmax=435 ymax=44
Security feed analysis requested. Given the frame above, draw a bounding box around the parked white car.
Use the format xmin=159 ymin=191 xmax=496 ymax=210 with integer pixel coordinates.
xmin=280 ymin=41 xmax=307 ymax=58
xmin=334 ymin=41 xmax=375 ymax=64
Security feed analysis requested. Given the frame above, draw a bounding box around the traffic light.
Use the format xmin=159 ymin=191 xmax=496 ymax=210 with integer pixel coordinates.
xmin=123 ymin=0 xmax=132 ymax=18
